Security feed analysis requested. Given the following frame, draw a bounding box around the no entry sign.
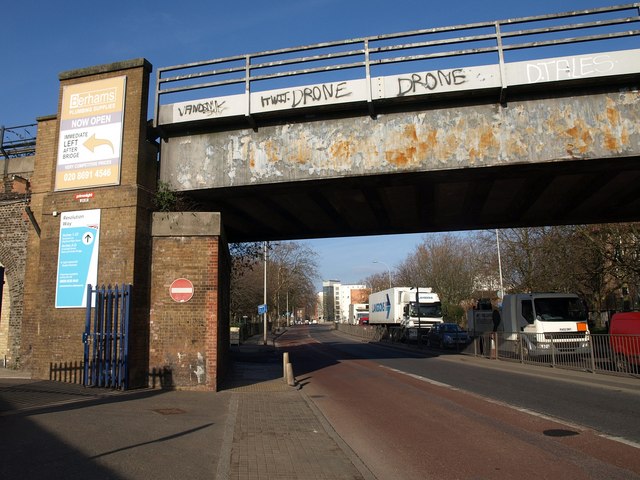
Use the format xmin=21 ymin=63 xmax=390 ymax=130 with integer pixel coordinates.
xmin=170 ymin=278 xmax=194 ymax=303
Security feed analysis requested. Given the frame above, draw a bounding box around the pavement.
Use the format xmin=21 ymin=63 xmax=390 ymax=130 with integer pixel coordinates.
xmin=0 ymin=330 xmax=375 ymax=480
xmin=2 ymin=329 xmax=638 ymax=480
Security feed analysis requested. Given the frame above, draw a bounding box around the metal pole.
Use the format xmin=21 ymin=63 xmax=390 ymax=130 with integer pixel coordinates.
xmin=416 ymin=287 xmax=421 ymax=347
xmin=263 ymin=241 xmax=268 ymax=345
xmin=496 ymin=229 xmax=504 ymax=299
xmin=373 ymin=260 xmax=391 ymax=289
xmin=1 ymin=126 xmax=9 ymax=180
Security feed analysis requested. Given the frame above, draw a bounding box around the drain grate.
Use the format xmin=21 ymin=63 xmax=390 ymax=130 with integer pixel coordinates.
xmin=543 ymin=429 xmax=579 ymax=437
xmin=152 ymin=408 xmax=186 ymax=415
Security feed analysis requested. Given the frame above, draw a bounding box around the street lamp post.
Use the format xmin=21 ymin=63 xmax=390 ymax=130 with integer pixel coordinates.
xmin=411 ymin=286 xmax=422 ymax=347
xmin=373 ymin=260 xmax=392 ymax=289
xmin=263 ymin=241 xmax=268 ymax=345
xmin=496 ymin=229 xmax=504 ymax=299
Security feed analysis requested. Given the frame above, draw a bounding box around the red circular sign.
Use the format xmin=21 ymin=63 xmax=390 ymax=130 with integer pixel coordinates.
xmin=169 ymin=278 xmax=194 ymax=303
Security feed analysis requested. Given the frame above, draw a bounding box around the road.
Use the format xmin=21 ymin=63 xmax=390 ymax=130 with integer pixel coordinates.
xmin=279 ymin=324 xmax=640 ymax=480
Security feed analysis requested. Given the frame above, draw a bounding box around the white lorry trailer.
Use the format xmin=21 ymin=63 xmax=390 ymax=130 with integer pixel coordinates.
xmin=468 ymin=293 xmax=590 ymax=356
xmin=369 ymin=287 xmax=443 ymax=341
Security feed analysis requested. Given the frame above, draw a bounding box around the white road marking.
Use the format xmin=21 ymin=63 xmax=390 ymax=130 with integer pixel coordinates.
xmin=380 ymin=365 xmax=640 ymax=449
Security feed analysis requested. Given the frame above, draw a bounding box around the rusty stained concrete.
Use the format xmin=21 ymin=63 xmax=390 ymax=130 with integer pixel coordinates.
xmin=161 ymin=88 xmax=640 ymax=191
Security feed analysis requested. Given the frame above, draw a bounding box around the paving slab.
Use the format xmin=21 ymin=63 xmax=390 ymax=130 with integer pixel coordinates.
xmin=0 ymin=332 xmax=374 ymax=480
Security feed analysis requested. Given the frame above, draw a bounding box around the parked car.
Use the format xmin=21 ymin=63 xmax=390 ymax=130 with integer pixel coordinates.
xmin=609 ymin=312 xmax=640 ymax=373
xmin=426 ymin=323 xmax=469 ymax=349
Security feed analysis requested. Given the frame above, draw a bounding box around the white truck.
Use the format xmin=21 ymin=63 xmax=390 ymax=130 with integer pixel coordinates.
xmin=468 ymin=293 xmax=590 ymax=356
xmin=348 ymin=303 xmax=369 ymax=325
xmin=369 ymin=287 xmax=443 ymax=341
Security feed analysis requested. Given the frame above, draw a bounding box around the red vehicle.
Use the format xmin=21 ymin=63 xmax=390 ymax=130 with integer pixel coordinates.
xmin=609 ymin=312 xmax=640 ymax=373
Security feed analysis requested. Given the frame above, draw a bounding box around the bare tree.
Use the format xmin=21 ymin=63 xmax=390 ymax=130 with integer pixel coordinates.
xmin=229 ymin=241 xmax=319 ymax=325
xmin=469 ymin=230 xmax=504 ymax=297
xmin=268 ymin=242 xmax=320 ymax=324
xmin=360 ymin=271 xmax=394 ymax=294
xmin=573 ymin=223 xmax=640 ymax=311
xmin=395 ymin=233 xmax=478 ymax=322
xmin=485 ymin=227 xmax=578 ymax=293
xmin=229 ymin=245 xmax=264 ymax=323
xmin=477 ymin=224 xmax=640 ymax=312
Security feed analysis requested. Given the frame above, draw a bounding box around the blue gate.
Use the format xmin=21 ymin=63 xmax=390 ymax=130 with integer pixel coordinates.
xmin=83 ymin=284 xmax=132 ymax=389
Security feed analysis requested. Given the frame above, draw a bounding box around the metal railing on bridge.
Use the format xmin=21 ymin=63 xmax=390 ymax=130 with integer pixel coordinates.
xmin=155 ymin=3 xmax=640 ymax=123
xmin=0 ymin=124 xmax=37 ymax=161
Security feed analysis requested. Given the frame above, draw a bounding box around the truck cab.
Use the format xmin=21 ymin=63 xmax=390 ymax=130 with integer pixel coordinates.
xmin=401 ymin=289 xmax=443 ymax=329
xmin=501 ymin=293 xmax=590 ymax=356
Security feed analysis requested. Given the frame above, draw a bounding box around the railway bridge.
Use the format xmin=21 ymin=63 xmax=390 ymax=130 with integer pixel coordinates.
xmin=154 ymin=4 xmax=640 ymax=242
xmin=3 ymin=4 xmax=640 ymax=390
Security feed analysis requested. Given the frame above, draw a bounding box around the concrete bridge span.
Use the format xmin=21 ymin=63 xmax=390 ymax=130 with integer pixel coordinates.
xmin=156 ymin=5 xmax=640 ymax=242
xmin=160 ymin=83 xmax=640 ymax=241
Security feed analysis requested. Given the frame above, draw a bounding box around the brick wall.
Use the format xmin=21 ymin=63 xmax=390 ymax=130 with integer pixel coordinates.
xmin=22 ymin=60 xmax=157 ymax=385
xmin=18 ymin=58 xmax=230 ymax=390
xmin=150 ymin=212 xmax=230 ymax=391
xmin=0 ymin=182 xmax=30 ymax=367
xmin=351 ymin=289 xmax=370 ymax=304
xmin=0 ymin=267 xmax=7 ymax=364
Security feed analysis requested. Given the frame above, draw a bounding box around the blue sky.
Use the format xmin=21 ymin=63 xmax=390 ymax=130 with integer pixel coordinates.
xmin=1 ymin=0 xmax=623 ymax=289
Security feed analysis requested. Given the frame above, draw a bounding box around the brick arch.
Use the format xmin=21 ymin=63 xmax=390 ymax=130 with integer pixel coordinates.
xmin=0 ymin=201 xmax=29 ymax=368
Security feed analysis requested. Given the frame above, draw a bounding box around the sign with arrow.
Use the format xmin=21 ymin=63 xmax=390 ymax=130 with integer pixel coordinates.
xmin=55 ymin=209 xmax=101 ymax=308
xmin=55 ymin=76 xmax=126 ymax=191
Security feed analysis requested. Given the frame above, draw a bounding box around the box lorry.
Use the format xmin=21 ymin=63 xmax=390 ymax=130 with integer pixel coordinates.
xmin=348 ymin=303 xmax=369 ymax=325
xmin=369 ymin=287 xmax=443 ymax=340
xmin=609 ymin=311 xmax=640 ymax=373
xmin=467 ymin=298 xmax=494 ymax=337
xmin=468 ymin=293 xmax=590 ymax=357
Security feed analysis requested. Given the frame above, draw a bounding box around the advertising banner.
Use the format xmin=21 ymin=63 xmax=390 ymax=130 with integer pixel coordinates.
xmin=55 ymin=209 xmax=101 ymax=308
xmin=55 ymin=76 xmax=126 ymax=191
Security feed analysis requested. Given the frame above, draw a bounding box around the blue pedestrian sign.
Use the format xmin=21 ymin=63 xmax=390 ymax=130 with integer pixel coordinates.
xmin=55 ymin=209 xmax=101 ymax=308
xmin=258 ymin=304 xmax=268 ymax=315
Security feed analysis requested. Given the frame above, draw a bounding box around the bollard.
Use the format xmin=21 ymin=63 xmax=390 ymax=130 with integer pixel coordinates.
xmin=283 ymin=352 xmax=289 ymax=380
xmin=490 ymin=332 xmax=497 ymax=359
xmin=285 ymin=362 xmax=295 ymax=387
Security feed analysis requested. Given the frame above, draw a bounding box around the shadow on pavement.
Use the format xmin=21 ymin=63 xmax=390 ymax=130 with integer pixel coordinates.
xmin=219 ymin=334 xmax=292 ymax=392
xmin=0 ymin=379 xmax=224 ymax=479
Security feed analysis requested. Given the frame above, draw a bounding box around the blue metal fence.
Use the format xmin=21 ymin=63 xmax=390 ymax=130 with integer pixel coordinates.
xmin=83 ymin=284 xmax=132 ymax=389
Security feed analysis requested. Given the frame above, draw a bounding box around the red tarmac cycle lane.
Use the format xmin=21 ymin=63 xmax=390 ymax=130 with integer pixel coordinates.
xmin=277 ymin=325 xmax=640 ymax=480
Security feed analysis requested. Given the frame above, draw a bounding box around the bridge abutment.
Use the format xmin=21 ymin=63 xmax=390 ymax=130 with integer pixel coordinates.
xmin=150 ymin=212 xmax=230 ymax=390
xmin=18 ymin=59 xmax=230 ymax=390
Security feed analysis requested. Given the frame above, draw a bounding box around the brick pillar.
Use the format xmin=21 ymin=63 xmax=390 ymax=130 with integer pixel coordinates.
xmin=150 ymin=212 xmax=230 ymax=391
xmin=21 ymin=59 xmax=157 ymax=384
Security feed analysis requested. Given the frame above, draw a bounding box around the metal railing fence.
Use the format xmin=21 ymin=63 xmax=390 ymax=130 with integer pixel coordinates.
xmin=469 ymin=333 xmax=640 ymax=376
xmin=336 ymin=323 xmax=640 ymax=378
xmin=335 ymin=323 xmax=386 ymax=342
xmin=83 ymin=284 xmax=132 ymax=389
xmin=155 ymin=3 xmax=640 ymax=121
xmin=0 ymin=123 xmax=37 ymax=160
